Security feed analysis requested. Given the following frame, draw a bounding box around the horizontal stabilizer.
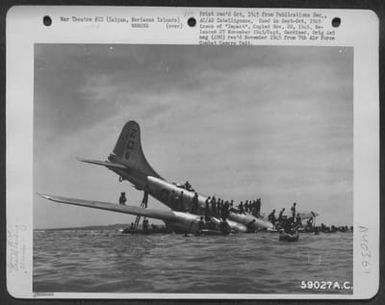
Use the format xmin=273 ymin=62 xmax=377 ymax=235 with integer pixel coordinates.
xmin=38 ymin=193 xmax=177 ymax=221
xmin=78 ymin=158 xmax=127 ymax=170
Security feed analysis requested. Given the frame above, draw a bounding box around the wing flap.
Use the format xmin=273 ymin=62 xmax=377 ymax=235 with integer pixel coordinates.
xmin=38 ymin=193 xmax=177 ymax=221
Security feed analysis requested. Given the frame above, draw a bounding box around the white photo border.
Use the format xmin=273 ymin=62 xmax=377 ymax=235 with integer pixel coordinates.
xmin=6 ymin=6 xmax=379 ymax=299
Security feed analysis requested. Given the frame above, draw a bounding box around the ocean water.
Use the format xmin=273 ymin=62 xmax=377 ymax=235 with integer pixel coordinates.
xmin=33 ymin=230 xmax=353 ymax=294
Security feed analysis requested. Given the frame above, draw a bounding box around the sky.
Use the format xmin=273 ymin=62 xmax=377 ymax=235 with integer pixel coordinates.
xmin=33 ymin=44 xmax=353 ymax=229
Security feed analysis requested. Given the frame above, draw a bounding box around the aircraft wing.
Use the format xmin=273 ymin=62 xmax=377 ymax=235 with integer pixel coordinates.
xmin=78 ymin=158 xmax=127 ymax=170
xmin=38 ymin=193 xmax=177 ymax=222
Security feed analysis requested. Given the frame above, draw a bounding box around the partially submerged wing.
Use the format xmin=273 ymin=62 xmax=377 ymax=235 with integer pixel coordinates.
xmin=38 ymin=193 xmax=177 ymax=221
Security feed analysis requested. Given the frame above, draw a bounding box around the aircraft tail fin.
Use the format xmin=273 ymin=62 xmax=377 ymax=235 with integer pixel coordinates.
xmin=109 ymin=121 xmax=162 ymax=179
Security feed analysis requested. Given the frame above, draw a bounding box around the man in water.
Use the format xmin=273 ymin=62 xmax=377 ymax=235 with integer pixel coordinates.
xmin=119 ymin=192 xmax=127 ymax=205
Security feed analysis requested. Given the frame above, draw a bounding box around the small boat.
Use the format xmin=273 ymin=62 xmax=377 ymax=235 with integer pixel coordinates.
xmin=279 ymin=230 xmax=299 ymax=242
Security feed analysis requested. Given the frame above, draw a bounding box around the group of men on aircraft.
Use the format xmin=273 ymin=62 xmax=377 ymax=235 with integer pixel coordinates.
xmin=202 ymin=196 xmax=231 ymax=220
xmin=170 ymin=181 xmax=263 ymax=221
xmin=234 ymin=199 xmax=262 ymax=216
xmin=169 ymin=190 xmax=188 ymax=211
xmin=268 ymin=202 xmax=297 ymax=224
xmin=200 ymin=196 xmax=263 ymax=220
xmin=267 ymin=202 xmax=302 ymax=234
xmin=118 ymin=181 xmax=263 ymax=223
xmin=266 ymin=202 xmax=319 ymax=235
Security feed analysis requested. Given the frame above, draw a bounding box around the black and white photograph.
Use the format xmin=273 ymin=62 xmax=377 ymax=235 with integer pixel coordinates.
xmin=33 ymin=44 xmax=354 ymax=294
xmin=5 ymin=6 xmax=379 ymax=299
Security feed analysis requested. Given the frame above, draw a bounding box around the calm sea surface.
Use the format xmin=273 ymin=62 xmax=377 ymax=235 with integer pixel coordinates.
xmin=34 ymin=230 xmax=352 ymax=294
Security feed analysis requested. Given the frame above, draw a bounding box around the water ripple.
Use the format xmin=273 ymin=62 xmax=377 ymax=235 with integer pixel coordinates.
xmin=34 ymin=230 xmax=353 ymax=294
